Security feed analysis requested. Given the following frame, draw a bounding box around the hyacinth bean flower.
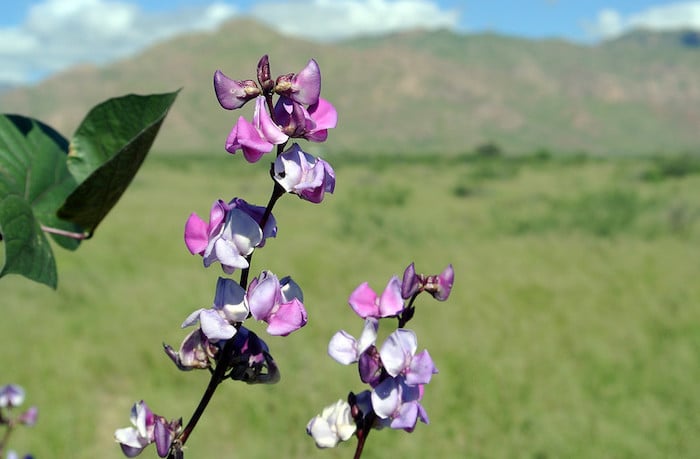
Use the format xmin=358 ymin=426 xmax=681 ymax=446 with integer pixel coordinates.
xmin=349 ymin=276 xmax=405 ymax=319
xmin=229 ymin=197 xmax=277 ymax=246
xmin=379 ymin=329 xmax=438 ymax=386
xmin=274 ymin=58 xmax=321 ymax=106
xmin=181 ymin=277 xmax=248 ymax=342
xmin=247 ymin=271 xmax=308 ymax=336
xmin=328 ymin=318 xmax=378 ymax=365
xmin=184 ymin=200 xmax=263 ymax=274
xmin=273 ymin=143 xmax=335 ymax=203
xmin=225 ymin=96 xmax=288 ymax=162
xmin=0 ymin=384 xmax=24 ymax=407
xmin=401 ymin=263 xmax=454 ymax=301
xmin=213 ymin=70 xmax=261 ymax=110
xmin=114 ymin=401 xmax=156 ymax=457
xmin=163 ymin=328 xmax=218 ymax=371
xmin=115 ymin=401 xmax=180 ymax=458
xmin=306 ymin=399 xmax=356 ymax=448
xmin=227 ymin=326 xmax=280 ymax=384
xmin=17 ymin=406 xmax=38 ymax=426
xmin=371 ymin=377 xmax=429 ymax=432
xmin=273 ymin=96 xmax=338 ymax=141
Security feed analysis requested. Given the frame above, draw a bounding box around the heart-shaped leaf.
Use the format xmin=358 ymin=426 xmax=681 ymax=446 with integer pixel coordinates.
xmin=0 ymin=115 xmax=81 ymax=288
xmin=58 ymin=90 xmax=179 ymax=233
xmin=1 ymin=90 xmax=178 ymax=289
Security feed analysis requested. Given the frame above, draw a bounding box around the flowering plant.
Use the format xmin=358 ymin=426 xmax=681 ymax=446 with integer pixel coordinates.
xmin=0 ymin=384 xmax=38 ymax=459
xmin=113 ymin=54 xmax=452 ymax=459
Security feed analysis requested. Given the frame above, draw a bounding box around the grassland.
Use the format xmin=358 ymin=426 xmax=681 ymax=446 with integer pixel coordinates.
xmin=2 ymin=150 xmax=700 ymax=458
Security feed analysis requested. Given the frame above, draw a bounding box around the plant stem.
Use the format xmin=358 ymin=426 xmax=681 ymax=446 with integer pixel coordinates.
xmin=169 ymin=178 xmax=285 ymax=458
xmin=352 ymin=412 xmax=376 ymax=459
xmin=40 ymin=225 xmax=90 ymax=240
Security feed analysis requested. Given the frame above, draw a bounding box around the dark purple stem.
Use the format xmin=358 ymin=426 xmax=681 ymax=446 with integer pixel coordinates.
xmin=168 ymin=168 xmax=286 ymax=459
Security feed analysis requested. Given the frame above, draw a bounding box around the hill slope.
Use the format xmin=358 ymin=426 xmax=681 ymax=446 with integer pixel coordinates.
xmin=2 ymin=20 xmax=699 ymax=155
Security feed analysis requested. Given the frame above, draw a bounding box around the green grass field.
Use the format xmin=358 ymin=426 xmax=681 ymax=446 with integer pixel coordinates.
xmin=2 ymin=151 xmax=700 ymax=458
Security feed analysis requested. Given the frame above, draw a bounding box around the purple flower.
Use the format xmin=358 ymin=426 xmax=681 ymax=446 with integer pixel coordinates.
xmin=247 ymin=271 xmax=308 ymax=336
xmin=304 ymin=98 xmax=338 ymax=142
xmin=379 ymin=329 xmax=438 ymax=386
xmin=427 ymin=264 xmax=454 ymax=301
xmin=184 ymin=200 xmax=262 ymax=274
xmin=401 ymin=263 xmax=454 ymax=301
xmin=163 ymin=328 xmax=218 ymax=371
xmin=370 ymin=377 xmax=429 ymax=432
xmin=213 ymin=70 xmax=260 ymax=110
xmin=115 ymin=401 xmax=180 ymax=458
xmin=306 ymin=399 xmax=356 ymax=448
xmin=273 ymin=143 xmax=335 ymax=203
xmin=181 ymin=277 xmax=247 ymax=342
xmin=328 ymin=318 xmax=378 ymax=365
xmin=114 ymin=401 xmax=155 ymax=457
xmin=348 ymin=276 xmax=404 ymax=319
xmin=229 ymin=197 xmax=277 ymax=246
xmin=275 ymin=59 xmax=321 ymax=105
xmin=225 ymin=96 xmax=288 ymax=162
xmin=0 ymin=384 xmax=24 ymax=407
xmin=273 ymin=96 xmax=337 ymax=141
xmin=18 ymin=406 xmax=38 ymax=426
xmin=228 ymin=326 xmax=280 ymax=384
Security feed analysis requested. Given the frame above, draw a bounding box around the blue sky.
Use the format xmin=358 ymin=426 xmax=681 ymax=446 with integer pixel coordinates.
xmin=1 ymin=1 xmax=699 ymax=86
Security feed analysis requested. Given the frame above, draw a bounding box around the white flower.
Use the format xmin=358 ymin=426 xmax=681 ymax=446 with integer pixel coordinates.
xmin=306 ymin=399 xmax=356 ymax=448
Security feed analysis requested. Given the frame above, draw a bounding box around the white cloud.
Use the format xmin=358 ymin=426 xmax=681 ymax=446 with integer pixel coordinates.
xmin=249 ymin=0 xmax=460 ymax=41
xmin=0 ymin=0 xmax=460 ymax=86
xmin=585 ymin=1 xmax=700 ymax=40
xmin=0 ymin=0 xmax=238 ymax=86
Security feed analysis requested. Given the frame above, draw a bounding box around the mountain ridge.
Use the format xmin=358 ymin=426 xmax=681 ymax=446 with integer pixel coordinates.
xmin=1 ymin=19 xmax=699 ymax=155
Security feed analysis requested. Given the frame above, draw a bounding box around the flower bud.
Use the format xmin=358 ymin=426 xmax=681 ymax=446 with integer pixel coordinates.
xmin=257 ymin=55 xmax=274 ymax=93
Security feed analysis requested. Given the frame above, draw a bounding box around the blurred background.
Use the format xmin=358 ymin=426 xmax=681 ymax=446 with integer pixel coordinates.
xmin=1 ymin=1 xmax=699 ymax=458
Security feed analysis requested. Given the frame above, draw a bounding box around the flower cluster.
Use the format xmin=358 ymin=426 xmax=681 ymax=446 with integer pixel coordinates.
xmin=215 ymin=55 xmax=336 ymax=203
xmin=307 ymin=263 xmax=453 ymax=450
xmin=117 ymin=54 xmax=337 ymax=458
xmin=0 ymin=384 xmax=38 ymax=459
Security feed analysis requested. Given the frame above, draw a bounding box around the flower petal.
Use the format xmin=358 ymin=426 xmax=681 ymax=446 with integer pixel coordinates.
xmin=380 ymin=329 xmax=417 ymax=377
xmin=379 ymin=276 xmax=404 ymax=317
xmin=184 ymin=213 xmax=208 ymax=255
xmin=406 ymin=349 xmax=438 ymax=386
xmin=266 ymin=298 xmax=307 ymax=336
xmin=199 ymin=309 xmax=236 ymax=341
xmin=348 ymin=282 xmax=378 ymax=318
xmin=371 ymin=378 xmax=400 ymax=419
xmin=328 ymin=330 xmax=359 ymax=365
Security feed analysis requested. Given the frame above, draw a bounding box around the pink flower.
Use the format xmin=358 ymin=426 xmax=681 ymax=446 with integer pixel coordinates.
xmin=273 ymin=144 xmax=335 ymax=204
xmin=225 ymin=96 xmax=288 ymax=162
xmin=348 ymin=276 xmax=405 ymax=319
xmin=247 ymin=271 xmax=307 ymax=336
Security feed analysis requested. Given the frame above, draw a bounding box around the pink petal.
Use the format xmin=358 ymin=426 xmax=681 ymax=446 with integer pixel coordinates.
xmin=266 ymin=299 xmax=307 ymax=336
xmin=379 ymin=276 xmax=405 ymax=317
xmin=292 ymin=59 xmax=321 ymax=105
xmin=348 ymin=282 xmax=379 ymax=318
xmin=184 ymin=213 xmax=208 ymax=255
xmin=225 ymin=115 xmax=273 ymax=163
xmin=254 ymin=96 xmax=288 ymax=145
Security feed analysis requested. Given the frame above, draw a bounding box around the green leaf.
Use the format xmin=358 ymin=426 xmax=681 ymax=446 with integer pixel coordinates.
xmin=0 ymin=115 xmax=82 ymax=288
xmin=58 ymin=90 xmax=179 ymax=233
